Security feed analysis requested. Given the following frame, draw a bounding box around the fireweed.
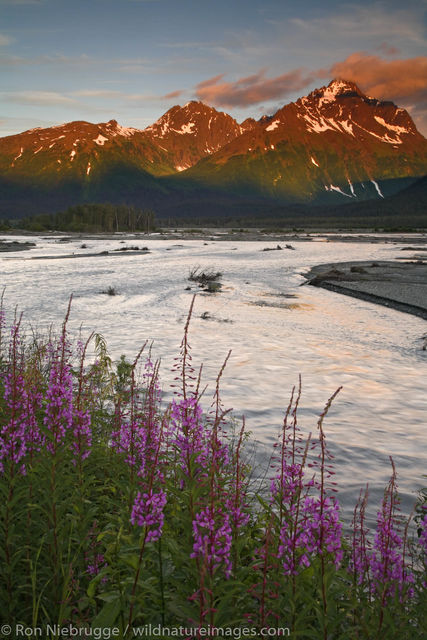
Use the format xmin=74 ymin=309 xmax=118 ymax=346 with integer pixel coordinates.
xmin=0 ymin=299 xmax=426 ymax=638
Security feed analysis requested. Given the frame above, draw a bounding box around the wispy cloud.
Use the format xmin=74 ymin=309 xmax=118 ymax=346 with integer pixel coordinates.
xmin=192 ymin=51 xmax=427 ymax=135
xmin=1 ymin=91 xmax=78 ymax=106
xmin=71 ymin=89 xmax=122 ymax=98
xmin=328 ymin=53 xmax=427 ymax=102
xmin=287 ymin=3 xmax=426 ymax=48
xmin=195 ymin=68 xmax=315 ymax=107
xmin=163 ymin=89 xmax=183 ymax=99
xmin=0 ymin=53 xmax=95 ymax=67
xmin=326 ymin=52 xmax=427 ymax=135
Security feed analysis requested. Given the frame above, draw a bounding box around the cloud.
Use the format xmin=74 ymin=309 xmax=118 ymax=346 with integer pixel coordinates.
xmin=163 ymin=90 xmax=183 ymax=99
xmin=323 ymin=52 xmax=427 ymax=135
xmin=195 ymin=68 xmax=316 ymax=107
xmin=2 ymin=91 xmax=78 ymax=106
xmin=71 ymin=89 xmax=122 ymax=98
xmin=0 ymin=53 xmax=95 ymax=68
xmin=193 ymin=53 xmax=427 ymax=113
xmin=327 ymin=53 xmax=427 ymax=102
xmin=192 ymin=52 xmax=427 ymax=135
xmin=288 ymin=3 xmax=426 ymax=48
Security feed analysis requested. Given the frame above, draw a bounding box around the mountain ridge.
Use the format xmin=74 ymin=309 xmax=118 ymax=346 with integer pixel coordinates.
xmin=1 ymin=79 xmax=426 ymax=219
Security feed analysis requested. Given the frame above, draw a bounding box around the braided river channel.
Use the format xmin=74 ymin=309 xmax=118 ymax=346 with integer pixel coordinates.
xmin=1 ymin=232 xmax=426 ymax=524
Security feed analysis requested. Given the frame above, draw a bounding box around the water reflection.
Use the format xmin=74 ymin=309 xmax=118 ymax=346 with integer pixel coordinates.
xmin=2 ymin=234 xmax=426 ymax=523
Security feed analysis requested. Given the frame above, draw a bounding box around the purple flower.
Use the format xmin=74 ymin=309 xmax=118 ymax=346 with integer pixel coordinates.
xmin=349 ymin=488 xmax=371 ymax=585
xmin=369 ymin=470 xmax=414 ymax=601
xmin=225 ymin=499 xmax=250 ymax=529
xmin=277 ymin=495 xmax=342 ymax=575
xmin=168 ymin=396 xmax=229 ymax=480
xmin=86 ymin=554 xmax=106 ymax=576
xmin=0 ymin=325 xmax=42 ymax=474
xmin=1 ymin=369 xmax=28 ymax=472
xmin=43 ymin=338 xmax=73 ymax=454
xmin=71 ymin=408 xmax=92 ymax=464
xmin=131 ymin=488 xmax=167 ymax=542
xmin=191 ymin=505 xmax=233 ymax=578
xmin=169 ymin=397 xmax=209 ymax=471
xmin=85 ymin=520 xmax=108 ymax=579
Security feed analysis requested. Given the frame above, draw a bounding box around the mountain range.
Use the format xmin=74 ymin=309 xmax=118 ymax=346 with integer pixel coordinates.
xmin=1 ymin=79 xmax=426 ymax=220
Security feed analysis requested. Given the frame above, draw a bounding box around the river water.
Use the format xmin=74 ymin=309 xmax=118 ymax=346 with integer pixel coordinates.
xmin=1 ymin=232 xmax=426 ymax=523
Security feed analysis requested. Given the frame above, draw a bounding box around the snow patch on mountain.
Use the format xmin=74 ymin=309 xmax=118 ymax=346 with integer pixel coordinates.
xmin=108 ymin=122 xmax=137 ymax=138
xmin=371 ymin=179 xmax=384 ymax=198
xmin=303 ymin=114 xmax=334 ymax=133
xmin=318 ymin=80 xmax=355 ymax=106
xmin=311 ymin=157 xmax=319 ymax=167
xmin=353 ymin=122 xmax=403 ymax=144
xmin=94 ymin=135 xmax=108 ymax=146
xmin=176 ymin=122 xmax=195 ymax=135
xmin=325 ymin=184 xmax=353 ymax=197
xmin=374 ymin=117 xmax=410 ymax=135
xmin=266 ymin=120 xmax=280 ymax=132
xmin=339 ymin=120 xmax=354 ymax=136
xmin=11 ymin=147 xmax=24 ymax=166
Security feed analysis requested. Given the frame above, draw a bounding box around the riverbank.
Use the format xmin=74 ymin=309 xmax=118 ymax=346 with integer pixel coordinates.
xmin=3 ymin=227 xmax=427 ymax=244
xmin=304 ymin=259 xmax=427 ymax=320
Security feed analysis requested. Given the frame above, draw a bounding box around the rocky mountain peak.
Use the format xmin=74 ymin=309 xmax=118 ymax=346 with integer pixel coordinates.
xmin=143 ymin=100 xmax=246 ymax=171
xmin=1 ymin=80 xmax=426 ymax=217
xmin=324 ymin=78 xmax=363 ymax=97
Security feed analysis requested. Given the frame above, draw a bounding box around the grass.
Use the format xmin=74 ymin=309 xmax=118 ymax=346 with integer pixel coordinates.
xmin=100 ymin=286 xmax=118 ymax=296
xmin=188 ymin=266 xmax=222 ymax=284
xmin=188 ymin=266 xmax=223 ymax=292
xmin=0 ymin=297 xmax=426 ymax=637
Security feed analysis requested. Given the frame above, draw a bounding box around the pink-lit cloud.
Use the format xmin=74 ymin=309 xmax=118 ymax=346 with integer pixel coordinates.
xmin=162 ymin=89 xmax=183 ymax=99
xmin=328 ymin=53 xmax=427 ymax=103
xmin=192 ymin=53 xmax=427 ymax=135
xmin=195 ymin=68 xmax=316 ymax=107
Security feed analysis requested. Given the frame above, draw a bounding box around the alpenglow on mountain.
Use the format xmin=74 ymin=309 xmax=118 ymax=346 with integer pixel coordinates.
xmin=1 ymin=79 xmax=426 ymax=218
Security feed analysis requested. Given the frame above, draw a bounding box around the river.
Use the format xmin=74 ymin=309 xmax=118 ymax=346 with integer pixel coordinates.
xmin=1 ymin=232 xmax=426 ymax=524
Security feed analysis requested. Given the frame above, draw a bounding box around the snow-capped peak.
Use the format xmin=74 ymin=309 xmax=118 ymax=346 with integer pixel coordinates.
xmin=318 ymin=79 xmax=361 ymax=105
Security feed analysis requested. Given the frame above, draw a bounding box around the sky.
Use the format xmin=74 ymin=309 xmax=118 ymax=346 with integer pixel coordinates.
xmin=1 ymin=0 xmax=427 ymax=137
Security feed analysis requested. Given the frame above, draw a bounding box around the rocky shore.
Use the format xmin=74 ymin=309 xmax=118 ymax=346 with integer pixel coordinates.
xmin=304 ymin=259 xmax=427 ymax=319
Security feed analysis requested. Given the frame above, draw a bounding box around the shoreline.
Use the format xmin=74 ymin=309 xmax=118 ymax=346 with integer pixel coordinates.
xmin=2 ymin=228 xmax=427 ymax=245
xmin=304 ymin=260 xmax=427 ymax=320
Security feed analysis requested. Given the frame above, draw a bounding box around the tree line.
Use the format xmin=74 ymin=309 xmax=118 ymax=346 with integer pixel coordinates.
xmin=19 ymin=203 xmax=156 ymax=233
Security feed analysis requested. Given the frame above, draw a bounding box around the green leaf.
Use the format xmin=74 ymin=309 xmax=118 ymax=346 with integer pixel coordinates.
xmin=91 ymin=598 xmax=122 ymax=628
xmin=122 ymin=553 xmax=140 ymax=570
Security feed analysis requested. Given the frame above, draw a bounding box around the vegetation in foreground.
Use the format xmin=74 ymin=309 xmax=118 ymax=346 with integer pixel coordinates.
xmin=0 ymin=296 xmax=426 ymax=639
